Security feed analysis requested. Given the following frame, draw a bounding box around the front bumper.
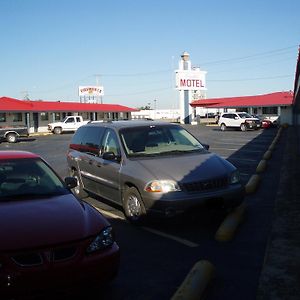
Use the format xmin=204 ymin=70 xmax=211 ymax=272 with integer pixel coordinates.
xmin=0 ymin=243 xmax=120 ymax=298
xmin=141 ymin=184 xmax=245 ymax=217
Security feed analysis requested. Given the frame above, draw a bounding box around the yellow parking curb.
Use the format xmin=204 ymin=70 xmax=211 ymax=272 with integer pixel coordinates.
xmin=245 ymin=174 xmax=261 ymax=194
xmin=263 ymin=150 xmax=272 ymax=160
xmin=171 ymin=260 xmax=215 ymax=300
xmin=215 ymin=201 xmax=246 ymax=242
xmin=268 ymin=143 xmax=275 ymax=151
xmin=256 ymin=160 xmax=267 ymax=173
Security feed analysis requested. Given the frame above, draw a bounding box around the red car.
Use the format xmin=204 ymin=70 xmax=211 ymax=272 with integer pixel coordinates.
xmin=261 ymin=119 xmax=273 ymax=128
xmin=0 ymin=151 xmax=119 ymax=298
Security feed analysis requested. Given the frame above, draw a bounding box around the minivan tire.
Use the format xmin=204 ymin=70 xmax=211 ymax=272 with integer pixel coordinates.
xmin=71 ymin=170 xmax=88 ymax=199
xmin=123 ymin=187 xmax=146 ymax=224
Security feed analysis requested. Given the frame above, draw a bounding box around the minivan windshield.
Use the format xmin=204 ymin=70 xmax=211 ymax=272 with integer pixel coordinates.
xmin=119 ymin=125 xmax=205 ymax=157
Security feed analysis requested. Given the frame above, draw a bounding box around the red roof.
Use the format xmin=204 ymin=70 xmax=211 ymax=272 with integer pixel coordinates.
xmin=0 ymin=97 xmax=137 ymax=112
xmin=191 ymin=91 xmax=293 ymax=108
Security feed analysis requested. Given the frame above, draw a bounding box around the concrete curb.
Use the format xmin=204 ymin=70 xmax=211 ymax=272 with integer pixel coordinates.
xmin=29 ymin=132 xmax=53 ymax=137
xmin=215 ymin=201 xmax=247 ymax=242
xmin=256 ymin=159 xmax=267 ymax=173
xmin=171 ymin=260 xmax=215 ymax=300
xmin=263 ymin=150 xmax=272 ymax=160
xmin=245 ymin=174 xmax=261 ymax=194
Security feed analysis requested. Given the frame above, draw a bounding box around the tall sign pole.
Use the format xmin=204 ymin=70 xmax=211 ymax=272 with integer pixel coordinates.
xmin=179 ymin=52 xmax=191 ymax=124
xmin=175 ymin=51 xmax=207 ymax=124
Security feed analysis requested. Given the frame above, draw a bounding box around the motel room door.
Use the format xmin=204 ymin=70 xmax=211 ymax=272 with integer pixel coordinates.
xmin=33 ymin=113 xmax=39 ymax=132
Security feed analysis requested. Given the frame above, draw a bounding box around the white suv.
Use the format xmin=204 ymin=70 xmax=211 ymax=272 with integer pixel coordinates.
xmin=218 ymin=112 xmax=261 ymax=131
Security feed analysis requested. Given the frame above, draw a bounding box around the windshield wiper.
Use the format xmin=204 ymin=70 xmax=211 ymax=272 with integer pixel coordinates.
xmin=129 ymin=152 xmax=161 ymax=157
xmin=160 ymin=149 xmax=202 ymax=155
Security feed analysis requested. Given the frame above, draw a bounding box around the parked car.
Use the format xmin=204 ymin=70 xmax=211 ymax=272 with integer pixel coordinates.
xmin=0 ymin=125 xmax=29 ymax=143
xmin=67 ymin=120 xmax=244 ymax=223
xmin=47 ymin=115 xmax=89 ymax=134
xmin=218 ymin=112 xmax=261 ymax=131
xmin=251 ymin=115 xmax=277 ymax=129
xmin=261 ymin=119 xmax=273 ymax=128
xmin=0 ymin=151 xmax=119 ymax=298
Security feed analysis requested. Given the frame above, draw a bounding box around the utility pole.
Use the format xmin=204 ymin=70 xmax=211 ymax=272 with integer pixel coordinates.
xmin=154 ymin=99 xmax=157 ymax=119
xmin=94 ymin=74 xmax=103 ymax=104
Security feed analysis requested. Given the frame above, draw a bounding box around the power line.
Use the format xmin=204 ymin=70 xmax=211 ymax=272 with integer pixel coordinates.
xmin=209 ymin=74 xmax=293 ymax=82
xmin=201 ymin=45 xmax=298 ymax=67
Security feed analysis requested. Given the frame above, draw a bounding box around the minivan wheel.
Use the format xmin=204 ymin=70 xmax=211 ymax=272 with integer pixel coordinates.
xmin=71 ymin=170 xmax=88 ymax=199
xmin=123 ymin=187 xmax=146 ymax=224
xmin=220 ymin=123 xmax=226 ymax=131
xmin=240 ymin=123 xmax=247 ymax=131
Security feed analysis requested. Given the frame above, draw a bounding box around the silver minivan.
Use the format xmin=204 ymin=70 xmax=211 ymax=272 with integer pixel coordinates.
xmin=67 ymin=120 xmax=244 ymax=223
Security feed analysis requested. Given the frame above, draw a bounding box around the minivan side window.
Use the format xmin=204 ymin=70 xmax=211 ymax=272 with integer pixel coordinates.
xmin=70 ymin=126 xmax=105 ymax=155
xmin=101 ymin=129 xmax=120 ymax=158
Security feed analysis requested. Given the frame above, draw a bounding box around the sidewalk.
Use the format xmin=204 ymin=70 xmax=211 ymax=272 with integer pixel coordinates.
xmin=257 ymin=126 xmax=300 ymax=300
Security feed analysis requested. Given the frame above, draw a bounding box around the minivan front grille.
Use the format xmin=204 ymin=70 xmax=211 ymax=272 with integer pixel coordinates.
xmin=181 ymin=177 xmax=228 ymax=192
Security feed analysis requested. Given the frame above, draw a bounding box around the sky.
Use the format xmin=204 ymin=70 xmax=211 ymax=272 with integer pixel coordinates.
xmin=0 ymin=0 xmax=299 ymax=109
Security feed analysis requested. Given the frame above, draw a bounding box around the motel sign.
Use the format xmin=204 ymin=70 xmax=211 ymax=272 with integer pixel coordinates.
xmin=175 ymin=69 xmax=207 ymax=90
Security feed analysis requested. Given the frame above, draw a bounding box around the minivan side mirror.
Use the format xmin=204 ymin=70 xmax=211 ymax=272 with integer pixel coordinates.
xmin=103 ymin=151 xmax=121 ymax=162
xmin=203 ymin=144 xmax=210 ymax=150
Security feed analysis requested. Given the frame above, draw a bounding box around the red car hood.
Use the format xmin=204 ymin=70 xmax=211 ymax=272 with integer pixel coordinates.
xmin=0 ymin=194 xmax=108 ymax=251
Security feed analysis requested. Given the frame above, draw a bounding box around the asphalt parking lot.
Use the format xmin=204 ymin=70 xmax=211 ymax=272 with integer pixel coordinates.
xmin=1 ymin=124 xmax=284 ymax=299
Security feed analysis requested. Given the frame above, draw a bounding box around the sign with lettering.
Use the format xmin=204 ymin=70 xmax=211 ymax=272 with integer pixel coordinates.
xmin=175 ymin=70 xmax=207 ymax=90
xmin=78 ymin=86 xmax=104 ymax=96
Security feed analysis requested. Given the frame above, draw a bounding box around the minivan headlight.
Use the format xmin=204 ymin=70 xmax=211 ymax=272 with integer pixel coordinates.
xmin=86 ymin=226 xmax=114 ymax=254
xmin=230 ymin=170 xmax=240 ymax=184
xmin=145 ymin=180 xmax=181 ymax=193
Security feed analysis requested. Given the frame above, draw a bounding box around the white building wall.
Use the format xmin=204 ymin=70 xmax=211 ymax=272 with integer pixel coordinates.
xmin=132 ymin=109 xmax=180 ymax=121
xmin=279 ymin=106 xmax=292 ymax=125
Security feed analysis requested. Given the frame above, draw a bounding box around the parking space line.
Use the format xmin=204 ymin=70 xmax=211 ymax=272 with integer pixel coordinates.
xmin=225 ymin=157 xmax=257 ymax=162
xmin=93 ymin=207 xmax=126 ymax=220
xmin=142 ymin=227 xmax=199 ymax=248
xmin=240 ymin=173 xmax=250 ymax=177
xmin=93 ymin=206 xmax=199 ymax=247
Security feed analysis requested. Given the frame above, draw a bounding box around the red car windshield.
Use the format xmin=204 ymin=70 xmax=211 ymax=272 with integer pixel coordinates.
xmin=0 ymin=158 xmax=68 ymax=201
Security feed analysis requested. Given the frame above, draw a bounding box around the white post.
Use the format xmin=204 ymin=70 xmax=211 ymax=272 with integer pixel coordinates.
xmin=178 ymin=52 xmax=193 ymax=124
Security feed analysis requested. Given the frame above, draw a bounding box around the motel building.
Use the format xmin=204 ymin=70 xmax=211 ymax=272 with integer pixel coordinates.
xmin=190 ymin=91 xmax=294 ymax=125
xmin=131 ymin=91 xmax=294 ymax=125
xmin=0 ymin=96 xmax=137 ymax=134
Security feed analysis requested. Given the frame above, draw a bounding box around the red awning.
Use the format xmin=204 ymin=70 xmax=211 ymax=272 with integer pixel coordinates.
xmin=191 ymin=91 xmax=293 ymax=108
xmin=0 ymin=97 xmax=137 ymax=112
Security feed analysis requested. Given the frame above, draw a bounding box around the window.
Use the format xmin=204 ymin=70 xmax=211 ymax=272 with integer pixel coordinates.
xmin=262 ymin=107 xmax=278 ymax=114
xmin=0 ymin=113 xmax=6 ymax=122
xmin=70 ymin=126 xmax=105 ymax=155
xmin=40 ymin=112 xmax=49 ymax=121
xmin=101 ymin=129 xmax=120 ymax=157
xmin=65 ymin=117 xmax=75 ymax=123
xmin=12 ymin=113 xmax=22 ymax=122
xmin=222 ymin=114 xmax=231 ymax=119
xmin=54 ymin=113 xmax=61 ymax=121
